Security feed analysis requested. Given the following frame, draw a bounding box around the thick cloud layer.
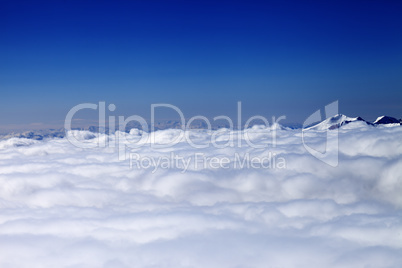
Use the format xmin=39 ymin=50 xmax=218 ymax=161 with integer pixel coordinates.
xmin=0 ymin=125 xmax=401 ymax=268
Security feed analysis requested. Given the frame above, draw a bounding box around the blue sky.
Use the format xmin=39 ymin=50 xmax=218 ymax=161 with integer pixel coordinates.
xmin=1 ymin=1 xmax=402 ymax=129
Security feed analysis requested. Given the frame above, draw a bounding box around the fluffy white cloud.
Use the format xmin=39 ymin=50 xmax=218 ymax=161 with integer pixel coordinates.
xmin=0 ymin=125 xmax=401 ymax=267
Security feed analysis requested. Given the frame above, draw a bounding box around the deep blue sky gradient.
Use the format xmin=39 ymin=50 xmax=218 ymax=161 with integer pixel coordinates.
xmin=1 ymin=1 xmax=402 ymax=128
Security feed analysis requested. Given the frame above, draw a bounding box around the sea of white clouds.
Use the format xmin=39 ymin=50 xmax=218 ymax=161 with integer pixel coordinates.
xmin=0 ymin=124 xmax=401 ymax=268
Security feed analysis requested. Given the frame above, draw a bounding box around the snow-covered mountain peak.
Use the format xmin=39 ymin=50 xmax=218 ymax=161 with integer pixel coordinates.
xmin=305 ymin=114 xmax=369 ymax=130
xmin=374 ymin=115 xmax=401 ymax=125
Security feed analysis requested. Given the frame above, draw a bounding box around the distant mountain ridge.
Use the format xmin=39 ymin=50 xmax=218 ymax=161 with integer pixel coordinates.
xmin=305 ymin=114 xmax=401 ymax=130
xmin=0 ymin=115 xmax=401 ymax=140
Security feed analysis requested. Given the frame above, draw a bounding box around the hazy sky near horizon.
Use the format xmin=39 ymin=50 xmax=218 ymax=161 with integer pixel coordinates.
xmin=1 ymin=1 xmax=402 ymax=128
